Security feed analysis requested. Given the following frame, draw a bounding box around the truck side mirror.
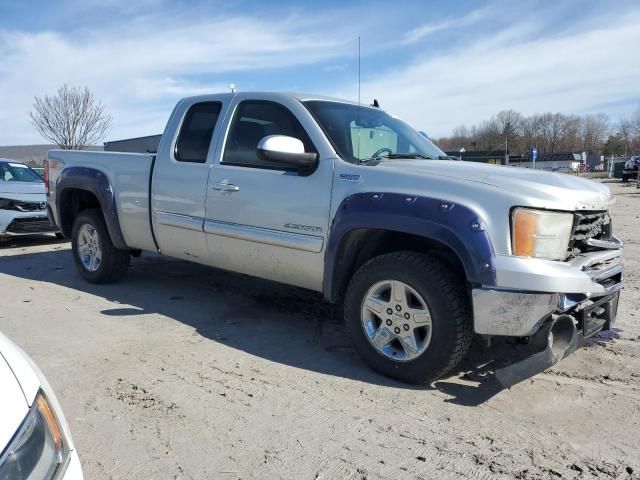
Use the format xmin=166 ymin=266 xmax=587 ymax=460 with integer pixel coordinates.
xmin=257 ymin=135 xmax=318 ymax=175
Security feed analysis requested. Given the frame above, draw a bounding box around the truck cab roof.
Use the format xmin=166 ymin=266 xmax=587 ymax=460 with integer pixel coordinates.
xmin=178 ymin=91 xmax=380 ymax=111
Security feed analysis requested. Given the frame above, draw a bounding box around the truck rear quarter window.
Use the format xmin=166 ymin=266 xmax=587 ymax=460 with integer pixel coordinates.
xmin=222 ymin=100 xmax=315 ymax=169
xmin=174 ymin=102 xmax=222 ymax=163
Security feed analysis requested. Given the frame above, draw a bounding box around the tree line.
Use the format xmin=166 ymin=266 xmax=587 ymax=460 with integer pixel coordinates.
xmin=435 ymin=105 xmax=640 ymax=158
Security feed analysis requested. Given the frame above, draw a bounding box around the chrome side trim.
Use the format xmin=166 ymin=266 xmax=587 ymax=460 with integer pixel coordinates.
xmin=472 ymin=288 xmax=559 ymax=337
xmin=156 ymin=211 xmax=204 ymax=232
xmin=204 ymin=219 xmax=323 ymax=253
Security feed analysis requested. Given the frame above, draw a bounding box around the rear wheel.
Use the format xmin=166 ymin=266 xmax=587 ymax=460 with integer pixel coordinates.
xmin=622 ymin=174 xmax=629 ymax=183
xmin=344 ymin=252 xmax=472 ymax=384
xmin=71 ymin=209 xmax=129 ymax=284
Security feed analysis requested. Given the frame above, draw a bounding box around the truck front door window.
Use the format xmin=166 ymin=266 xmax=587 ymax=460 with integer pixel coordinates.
xmin=223 ymin=100 xmax=316 ymax=169
xmin=174 ymin=101 xmax=222 ymax=163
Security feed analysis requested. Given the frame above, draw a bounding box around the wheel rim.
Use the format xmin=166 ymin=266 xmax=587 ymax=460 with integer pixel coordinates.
xmin=361 ymin=280 xmax=432 ymax=362
xmin=77 ymin=223 xmax=102 ymax=272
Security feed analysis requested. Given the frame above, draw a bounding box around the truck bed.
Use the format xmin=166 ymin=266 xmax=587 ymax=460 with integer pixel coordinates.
xmin=46 ymin=150 xmax=157 ymax=252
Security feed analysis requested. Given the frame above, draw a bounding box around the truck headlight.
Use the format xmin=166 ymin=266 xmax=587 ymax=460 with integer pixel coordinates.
xmin=0 ymin=391 xmax=69 ymax=480
xmin=511 ymin=208 xmax=573 ymax=260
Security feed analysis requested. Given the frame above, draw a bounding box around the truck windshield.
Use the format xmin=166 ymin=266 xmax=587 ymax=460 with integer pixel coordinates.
xmin=0 ymin=162 xmax=43 ymax=182
xmin=304 ymin=100 xmax=447 ymax=164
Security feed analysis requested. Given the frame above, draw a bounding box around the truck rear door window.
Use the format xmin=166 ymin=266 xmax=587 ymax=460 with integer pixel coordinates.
xmin=175 ymin=102 xmax=222 ymax=163
xmin=222 ymin=100 xmax=315 ymax=169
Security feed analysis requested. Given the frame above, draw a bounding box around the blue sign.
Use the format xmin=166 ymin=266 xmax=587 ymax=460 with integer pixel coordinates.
xmin=532 ymin=147 xmax=538 ymax=161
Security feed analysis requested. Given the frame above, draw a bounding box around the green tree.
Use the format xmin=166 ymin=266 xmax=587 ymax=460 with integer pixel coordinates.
xmin=602 ymin=134 xmax=624 ymax=157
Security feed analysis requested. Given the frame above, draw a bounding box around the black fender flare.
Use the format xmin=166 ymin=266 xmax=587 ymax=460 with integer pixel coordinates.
xmin=323 ymin=192 xmax=496 ymax=302
xmin=56 ymin=166 xmax=127 ymax=249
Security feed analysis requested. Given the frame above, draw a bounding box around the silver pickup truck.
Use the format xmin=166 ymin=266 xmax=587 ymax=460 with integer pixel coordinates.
xmin=45 ymin=92 xmax=622 ymax=385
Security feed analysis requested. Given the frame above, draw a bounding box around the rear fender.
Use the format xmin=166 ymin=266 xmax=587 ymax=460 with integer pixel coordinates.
xmin=56 ymin=166 xmax=127 ymax=249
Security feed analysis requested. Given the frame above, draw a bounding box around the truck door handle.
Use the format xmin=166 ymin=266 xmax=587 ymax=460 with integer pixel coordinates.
xmin=212 ymin=181 xmax=240 ymax=192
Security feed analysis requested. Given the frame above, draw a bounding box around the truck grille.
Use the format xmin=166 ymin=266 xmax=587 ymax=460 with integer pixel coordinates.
xmin=568 ymin=211 xmax=611 ymax=257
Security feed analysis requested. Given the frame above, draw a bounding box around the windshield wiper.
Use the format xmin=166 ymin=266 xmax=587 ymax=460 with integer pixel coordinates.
xmin=359 ymin=153 xmax=433 ymax=164
xmin=383 ymin=153 xmax=433 ymax=160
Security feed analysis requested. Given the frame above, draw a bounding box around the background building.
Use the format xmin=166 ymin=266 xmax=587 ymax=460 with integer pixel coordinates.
xmin=103 ymin=134 xmax=162 ymax=153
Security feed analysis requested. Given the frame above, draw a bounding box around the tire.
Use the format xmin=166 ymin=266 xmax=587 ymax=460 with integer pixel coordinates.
xmin=344 ymin=251 xmax=472 ymax=384
xmin=622 ymin=175 xmax=629 ymax=183
xmin=71 ymin=209 xmax=130 ymax=284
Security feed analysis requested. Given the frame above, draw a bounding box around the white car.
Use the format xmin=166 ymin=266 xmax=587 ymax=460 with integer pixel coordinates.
xmin=0 ymin=331 xmax=83 ymax=479
xmin=0 ymin=159 xmax=58 ymax=240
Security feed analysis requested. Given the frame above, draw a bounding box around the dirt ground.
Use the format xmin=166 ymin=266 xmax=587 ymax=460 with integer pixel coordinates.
xmin=0 ymin=180 xmax=638 ymax=480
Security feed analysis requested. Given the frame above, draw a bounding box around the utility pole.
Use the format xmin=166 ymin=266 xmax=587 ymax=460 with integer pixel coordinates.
xmin=609 ymin=154 xmax=614 ymax=178
xmin=505 ymin=136 xmax=509 ymax=166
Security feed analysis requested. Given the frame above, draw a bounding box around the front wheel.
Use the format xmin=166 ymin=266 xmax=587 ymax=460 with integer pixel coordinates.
xmin=344 ymin=252 xmax=472 ymax=384
xmin=71 ymin=209 xmax=130 ymax=284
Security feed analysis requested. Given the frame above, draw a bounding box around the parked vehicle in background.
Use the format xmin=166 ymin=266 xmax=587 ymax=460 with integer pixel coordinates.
xmin=45 ymin=92 xmax=622 ymax=385
xmin=622 ymin=156 xmax=639 ymax=182
xmin=0 ymin=331 xmax=83 ymax=479
xmin=0 ymin=159 xmax=59 ymax=240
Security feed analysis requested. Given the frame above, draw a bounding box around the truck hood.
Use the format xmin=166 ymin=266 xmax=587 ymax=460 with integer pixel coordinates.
xmin=376 ymin=160 xmax=614 ymax=210
xmin=0 ymin=181 xmax=45 ymax=196
xmin=0 ymin=353 xmax=29 ymax=454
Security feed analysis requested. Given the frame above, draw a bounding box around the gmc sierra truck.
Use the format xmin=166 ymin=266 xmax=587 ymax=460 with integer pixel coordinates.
xmin=45 ymin=92 xmax=623 ymax=385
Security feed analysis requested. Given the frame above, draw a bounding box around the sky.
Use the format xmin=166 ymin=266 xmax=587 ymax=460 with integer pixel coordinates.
xmin=1 ymin=0 xmax=639 ymax=145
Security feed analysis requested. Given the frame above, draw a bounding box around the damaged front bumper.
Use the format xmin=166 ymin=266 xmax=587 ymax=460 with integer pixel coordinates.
xmin=470 ymin=246 xmax=622 ymax=388
xmin=0 ymin=209 xmax=58 ymax=237
xmin=473 ymin=245 xmax=623 ymax=337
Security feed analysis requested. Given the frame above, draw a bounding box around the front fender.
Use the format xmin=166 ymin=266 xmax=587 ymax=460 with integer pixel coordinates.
xmin=324 ymin=192 xmax=496 ymax=300
xmin=56 ymin=166 xmax=127 ymax=249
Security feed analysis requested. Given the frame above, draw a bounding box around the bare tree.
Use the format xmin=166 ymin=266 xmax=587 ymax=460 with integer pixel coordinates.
xmin=619 ymin=119 xmax=637 ymax=156
xmin=559 ymin=115 xmax=581 ymax=152
xmin=439 ymin=107 xmax=633 ymax=157
xmin=495 ymin=110 xmax=523 ymax=136
xmin=521 ymin=115 xmax=543 ymax=153
xmin=449 ymin=125 xmax=469 ymax=148
xmin=579 ymin=113 xmax=609 ymax=154
xmin=632 ymin=103 xmax=640 ymax=134
xmin=541 ymin=113 xmax=569 ymax=154
xmin=474 ymin=118 xmax=502 ymax=151
xmin=29 ymin=84 xmax=112 ymax=150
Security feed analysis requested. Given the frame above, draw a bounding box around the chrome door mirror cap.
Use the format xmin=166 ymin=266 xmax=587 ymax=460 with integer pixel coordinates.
xmin=257 ymin=135 xmax=318 ymax=175
xmin=258 ymin=135 xmax=305 ymax=155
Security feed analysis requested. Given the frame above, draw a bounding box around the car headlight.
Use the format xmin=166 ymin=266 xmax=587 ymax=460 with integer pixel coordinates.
xmin=511 ymin=208 xmax=573 ymax=261
xmin=0 ymin=391 xmax=69 ymax=480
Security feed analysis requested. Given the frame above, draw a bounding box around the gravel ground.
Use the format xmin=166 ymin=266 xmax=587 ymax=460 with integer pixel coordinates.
xmin=0 ymin=180 xmax=638 ymax=480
